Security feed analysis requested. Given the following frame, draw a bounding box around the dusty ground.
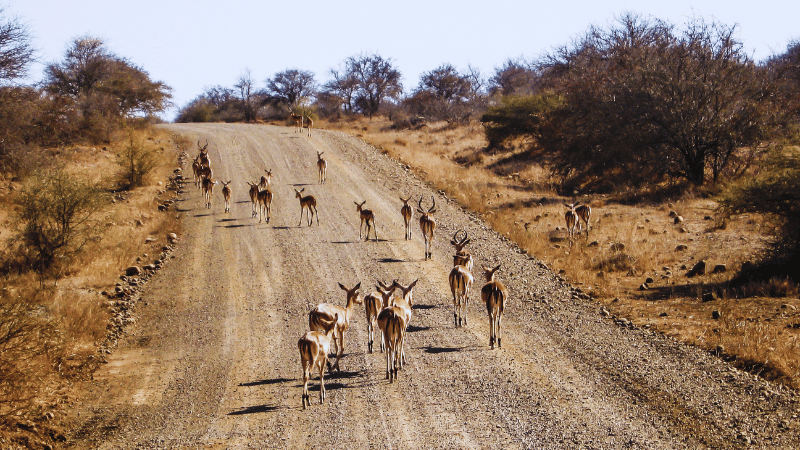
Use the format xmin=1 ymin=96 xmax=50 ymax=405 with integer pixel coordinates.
xmin=59 ymin=123 xmax=800 ymax=449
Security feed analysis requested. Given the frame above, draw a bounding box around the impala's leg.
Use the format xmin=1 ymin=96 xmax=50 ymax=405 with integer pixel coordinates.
xmin=497 ymin=313 xmax=503 ymax=348
xmin=313 ymin=205 xmax=319 ymax=225
xmin=319 ymin=355 xmax=326 ymax=404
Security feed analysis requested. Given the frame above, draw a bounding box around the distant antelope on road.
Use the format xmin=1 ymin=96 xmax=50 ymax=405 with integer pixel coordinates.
xmin=400 ymin=196 xmax=413 ymax=240
xmin=294 ymin=188 xmax=319 ymax=226
xmin=355 ymin=200 xmax=377 ymax=241
xmin=317 ymin=151 xmax=327 ymax=184
xmin=418 ymin=196 xmax=437 ymax=260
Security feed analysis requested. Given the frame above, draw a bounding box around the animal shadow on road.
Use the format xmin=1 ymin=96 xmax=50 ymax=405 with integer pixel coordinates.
xmin=378 ymin=257 xmax=406 ymax=263
xmin=239 ymin=377 xmax=294 ymax=387
xmin=422 ymin=345 xmax=467 ymax=354
xmin=406 ymin=324 xmax=430 ymax=333
xmin=228 ymin=404 xmax=287 ymax=416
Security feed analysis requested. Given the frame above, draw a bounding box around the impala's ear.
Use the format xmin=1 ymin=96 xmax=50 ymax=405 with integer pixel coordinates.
xmin=429 ymin=208 xmax=437 ymax=214
xmin=494 ymin=264 xmax=502 ymax=272
xmin=338 ymin=282 xmax=347 ymax=291
xmin=409 ymin=279 xmax=418 ymax=290
xmin=354 ymin=282 xmax=361 ymax=291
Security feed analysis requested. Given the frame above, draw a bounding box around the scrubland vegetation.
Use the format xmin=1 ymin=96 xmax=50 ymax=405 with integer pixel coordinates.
xmin=2 ymin=3 xmax=800 ymax=447
xmin=0 ymin=9 xmax=177 ymax=446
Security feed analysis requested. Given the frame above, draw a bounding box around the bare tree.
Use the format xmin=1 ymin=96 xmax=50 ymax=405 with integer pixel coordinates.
xmin=235 ymin=68 xmax=258 ymax=122
xmin=405 ymin=63 xmax=480 ymax=122
xmin=489 ymin=58 xmax=539 ymax=96
xmin=265 ymin=69 xmax=316 ymax=109
xmin=0 ymin=9 xmax=34 ymax=83
xmin=343 ymin=53 xmax=403 ymax=117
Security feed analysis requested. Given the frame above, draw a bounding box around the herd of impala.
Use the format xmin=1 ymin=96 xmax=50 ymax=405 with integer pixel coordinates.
xmin=190 ymin=135 xmax=593 ymax=409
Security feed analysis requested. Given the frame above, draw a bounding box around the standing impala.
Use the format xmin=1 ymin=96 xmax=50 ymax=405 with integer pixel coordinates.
xmin=246 ymin=181 xmax=259 ymax=218
xmin=221 ymin=181 xmax=232 ymax=213
xmin=355 ymin=200 xmax=377 ymax=241
xmin=259 ymin=169 xmax=272 ymax=191
xmin=257 ymin=186 xmax=273 ymax=224
xmin=298 ymin=314 xmax=337 ymax=409
xmin=448 ymin=230 xmax=474 ymax=327
xmin=564 ymin=203 xmax=579 ymax=239
xmin=481 ymin=264 xmax=508 ymax=349
xmin=363 ymin=281 xmax=395 ymax=353
xmin=308 ymin=283 xmax=363 ymax=372
xmin=289 ymin=109 xmax=302 ymax=133
xmin=400 ymin=196 xmax=413 ymax=240
xmin=294 ymin=188 xmax=319 ymax=226
xmin=575 ymin=203 xmax=592 ymax=236
xmin=317 ymin=151 xmax=327 ymax=184
xmin=418 ymin=196 xmax=437 ymax=260
xmin=201 ymin=177 xmax=216 ymax=209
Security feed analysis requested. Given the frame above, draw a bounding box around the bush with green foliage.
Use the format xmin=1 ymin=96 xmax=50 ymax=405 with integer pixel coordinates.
xmin=480 ymin=93 xmax=563 ymax=149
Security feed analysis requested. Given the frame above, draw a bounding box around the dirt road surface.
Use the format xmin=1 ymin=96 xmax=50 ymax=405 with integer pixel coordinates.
xmin=64 ymin=123 xmax=800 ymax=449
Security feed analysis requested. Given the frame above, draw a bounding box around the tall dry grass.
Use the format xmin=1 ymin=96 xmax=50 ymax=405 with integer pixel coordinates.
xmin=0 ymin=127 xmax=183 ymax=426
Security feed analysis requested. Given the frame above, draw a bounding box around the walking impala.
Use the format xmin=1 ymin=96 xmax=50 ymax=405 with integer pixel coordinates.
xmin=355 ymin=200 xmax=377 ymax=241
xmin=481 ymin=264 xmax=508 ymax=349
xmin=400 ymin=196 xmax=413 ymax=240
xmin=449 ymin=230 xmax=474 ymax=327
xmin=298 ymin=315 xmax=337 ymax=409
xmin=221 ymin=181 xmax=232 ymax=213
xmin=308 ymin=283 xmax=363 ymax=372
xmin=418 ymin=196 xmax=437 ymax=260
xmin=294 ymin=188 xmax=319 ymax=226
xmin=317 ymin=151 xmax=327 ymax=184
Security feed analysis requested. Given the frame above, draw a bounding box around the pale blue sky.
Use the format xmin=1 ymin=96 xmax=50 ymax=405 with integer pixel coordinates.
xmin=8 ymin=0 xmax=799 ymax=121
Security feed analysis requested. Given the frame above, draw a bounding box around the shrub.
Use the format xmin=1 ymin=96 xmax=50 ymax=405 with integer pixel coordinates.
xmin=11 ymin=167 xmax=107 ymax=280
xmin=0 ymin=291 xmax=62 ymax=426
xmin=117 ymin=134 xmax=157 ymax=189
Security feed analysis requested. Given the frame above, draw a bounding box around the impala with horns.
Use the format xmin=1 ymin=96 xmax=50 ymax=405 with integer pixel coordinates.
xmin=294 ymin=188 xmax=319 ymax=226
xmin=317 ymin=151 xmax=327 ymax=184
xmin=308 ymin=283 xmax=363 ymax=372
xmin=481 ymin=264 xmax=508 ymax=349
xmin=221 ymin=181 xmax=232 ymax=213
xmin=400 ymin=196 xmax=413 ymax=240
xmin=417 ymin=196 xmax=437 ymax=260
xmin=196 ymin=140 xmax=210 ymax=167
xmin=355 ymin=200 xmax=377 ymax=241
xmin=298 ymin=315 xmax=337 ymax=409
xmin=450 ymin=230 xmax=473 ymax=272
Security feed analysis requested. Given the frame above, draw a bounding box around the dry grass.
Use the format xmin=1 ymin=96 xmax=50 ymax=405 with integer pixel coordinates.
xmin=328 ymin=116 xmax=800 ymax=389
xmin=0 ymin=127 xmax=183 ymax=434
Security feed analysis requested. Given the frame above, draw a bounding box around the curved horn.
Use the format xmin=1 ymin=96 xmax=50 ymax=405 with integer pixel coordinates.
xmin=429 ymin=195 xmax=436 ymax=213
xmin=417 ymin=195 xmax=425 ymax=212
xmin=454 ymin=229 xmax=468 ymax=244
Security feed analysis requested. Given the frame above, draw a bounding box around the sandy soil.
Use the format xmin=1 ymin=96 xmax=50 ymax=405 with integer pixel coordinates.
xmin=61 ymin=123 xmax=800 ymax=449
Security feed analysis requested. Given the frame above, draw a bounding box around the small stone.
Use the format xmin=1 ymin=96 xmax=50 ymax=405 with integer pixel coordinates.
xmin=712 ymin=264 xmax=727 ymax=274
xmin=645 ymin=277 xmax=654 ymax=284
xmin=712 ymin=310 xmax=721 ymax=320
xmin=674 ymin=215 xmax=684 ymax=224
xmin=702 ymin=292 xmax=717 ymax=302
xmin=125 ymin=266 xmax=141 ymax=276
xmin=686 ymin=260 xmax=706 ymax=277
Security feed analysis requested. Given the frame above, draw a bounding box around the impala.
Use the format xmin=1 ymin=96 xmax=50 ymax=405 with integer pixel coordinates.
xmin=481 ymin=264 xmax=508 ymax=349
xmin=303 ymin=115 xmax=313 ymax=137
xmin=257 ymin=187 xmax=273 ymax=223
xmin=449 ymin=265 xmax=473 ymax=328
xmin=298 ymin=315 xmax=337 ymax=409
xmin=377 ymin=306 xmax=405 ymax=382
xmin=363 ymin=281 xmax=395 ymax=353
xmin=294 ymin=188 xmax=319 ymax=226
xmin=575 ymin=203 xmax=592 ymax=236
xmin=246 ymin=182 xmax=259 ymax=218
xmin=355 ymin=200 xmax=377 ymax=241
xmin=417 ymin=196 xmax=437 ymax=260
xmin=317 ymin=151 xmax=327 ymax=184
xmin=221 ymin=181 xmax=232 ymax=213
xmin=201 ymin=177 xmax=216 ymax=209
xmin=400 ymin=196 xmax=413 ymax=240
xmin=196 ymin=140 xmax=210 ymax=167
xmin=564 ymin=203 xmax=579 ymax=239
xmin=308 ymin=282 xmax=363 ymax=372
xmin=389 ymin=279 xmax=417 ymax=367
xmin=450 ymin=230 xmax=473 ymax=273
xmin=259 ymin=169 xmax=272 ymax=191
xmin=289 ymin=109 xmax=302 ymax=133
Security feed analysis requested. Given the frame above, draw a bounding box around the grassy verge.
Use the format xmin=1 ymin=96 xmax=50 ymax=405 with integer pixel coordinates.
xmin=0 ymin=126 xmax=185 ymax=447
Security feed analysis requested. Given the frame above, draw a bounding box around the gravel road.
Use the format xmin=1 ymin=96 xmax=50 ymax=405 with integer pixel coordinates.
xmin=64 ymin=123 xmax=800 ymax=449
